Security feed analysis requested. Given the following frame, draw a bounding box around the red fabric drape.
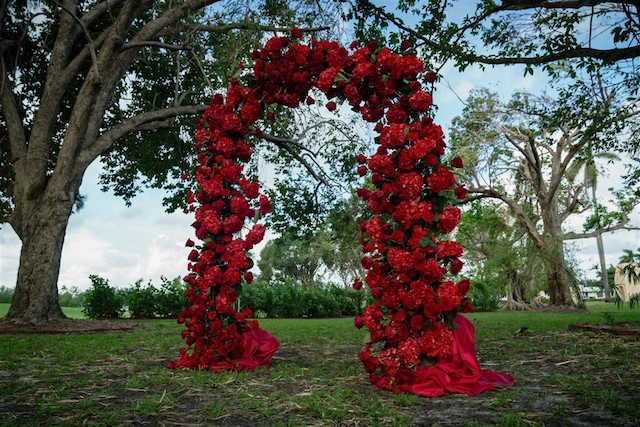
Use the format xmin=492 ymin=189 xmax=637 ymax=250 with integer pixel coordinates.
xmin=398 ymin=315 xmax=514 ymax=397
xmin=210 ymin=327 xmax=280 ymax=372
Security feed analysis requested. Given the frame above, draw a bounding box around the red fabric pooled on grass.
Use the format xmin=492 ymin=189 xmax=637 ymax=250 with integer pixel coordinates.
xmin=397 ymin=314 xmax=514 ymax=397
xmin=209 ymin=327 xmax=280 ymax=372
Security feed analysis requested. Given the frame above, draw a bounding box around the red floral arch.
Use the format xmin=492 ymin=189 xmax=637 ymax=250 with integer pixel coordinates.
xmin=168 ymin=31 xmax=513 ymax=397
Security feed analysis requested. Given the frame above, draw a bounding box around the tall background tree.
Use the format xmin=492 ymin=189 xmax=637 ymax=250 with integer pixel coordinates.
xmin=0 ymin=0 xmax=345 ymax=324
xmin=449 ymin=88 xmax=638 ymax=306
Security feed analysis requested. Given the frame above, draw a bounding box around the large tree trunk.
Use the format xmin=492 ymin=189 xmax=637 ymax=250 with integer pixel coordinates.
xmin=540 ymin=198 xmax=576 ymax=307
xmin=539 ymin=236 xmax=575 ymax=306
xmin=7 ymin=184 xmax=78 ymax=325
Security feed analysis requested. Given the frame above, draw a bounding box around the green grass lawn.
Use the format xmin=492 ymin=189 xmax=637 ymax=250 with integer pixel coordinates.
xmin=1 ymin=302 xmax=639 ymax=426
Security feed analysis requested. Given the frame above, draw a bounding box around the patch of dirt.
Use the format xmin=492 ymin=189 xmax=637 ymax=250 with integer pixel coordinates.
xmin=569 ymin=321 xmax=640 ymax=336
xmin=0 ymin=317 xmax=140 ymax=334
xmin=536 ymin=305 xmax=589 ymax=313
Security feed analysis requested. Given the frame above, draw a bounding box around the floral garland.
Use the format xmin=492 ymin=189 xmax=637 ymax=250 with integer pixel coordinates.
xmin=169 ymin=30 xmax=471 ymax=391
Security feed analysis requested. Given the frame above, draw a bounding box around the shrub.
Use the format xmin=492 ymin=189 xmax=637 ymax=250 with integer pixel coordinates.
xmin=241 ymin=275 xmax=363 ymax=318
xmin=467 ymin=279 xmax=500 ymax=312
xmin=58 ymin=286 xmax=85 ymax=307
xmin=83 ymin=275 xmax=125 ymax=319
xmin=126 ymin=280 xmax=159 ymax=318
xmin=155 ymin=276 xmax=188 ymax=318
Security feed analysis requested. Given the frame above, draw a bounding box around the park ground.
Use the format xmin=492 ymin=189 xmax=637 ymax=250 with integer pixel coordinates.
xmin=0 ymin=302 xmax=639 ymax=426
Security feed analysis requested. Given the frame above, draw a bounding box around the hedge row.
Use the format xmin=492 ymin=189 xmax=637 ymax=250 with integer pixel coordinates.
xmin=240 ymin=276 xmax=369 ymax=318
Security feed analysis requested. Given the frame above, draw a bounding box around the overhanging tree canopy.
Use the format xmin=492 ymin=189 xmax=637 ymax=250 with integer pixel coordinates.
xmin=0 ymin=0 xmax=342 ymax=325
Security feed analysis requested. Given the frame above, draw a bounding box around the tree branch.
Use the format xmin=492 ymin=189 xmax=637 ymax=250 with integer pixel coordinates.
xmin=82 ymin=0 xmax=127 ymax=28
xmin=55 ymin=0 xmax=101 ymax=81
xmin=0 ymin=66 xmax=26 ymax=162
xmin=502 ymin=1 xmax=639 ymax=11
xmin=563 ymin=223 xmax=640 ymax=240
xmin=121 ymin=41 xmax=193 ymax=51
xmin=465 ymin=186 xmax=545 ymax=248
xmin=76 ymin=104 xmax=208 ymax=171
xmin=358 ymin=0 xmax=640 ymax=66
xmin=261 ymin=133 xmax=333 ymax=187
xmin=182 ymin=22 xmax=329 ymax=34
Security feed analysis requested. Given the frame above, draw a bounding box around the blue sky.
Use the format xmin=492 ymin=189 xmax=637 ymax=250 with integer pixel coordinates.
xmin=1 ymin=3 xmax=638 ymax=291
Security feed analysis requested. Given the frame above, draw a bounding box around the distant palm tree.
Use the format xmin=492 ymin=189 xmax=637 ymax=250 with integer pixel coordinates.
xmin=568 ymin=144 xmax=620 ymax=300
xmin=619 ymin=248 xmax=640 ymax=264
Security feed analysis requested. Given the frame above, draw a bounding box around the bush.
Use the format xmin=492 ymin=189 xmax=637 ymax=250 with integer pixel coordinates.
xmin=155 ymin=276 xmax=188 ymax=318
xmin=126 ymin=280 xmax=159 ymax=318
xmin=83 ymin=275 xmax=125 ymax=319
xmin=58 ymin=286 xmax=85 ymax=307
xmin=467 ymin=279 xmax=500 ymax=312
xmin=240 ymin=275 xmax=363 ymax=318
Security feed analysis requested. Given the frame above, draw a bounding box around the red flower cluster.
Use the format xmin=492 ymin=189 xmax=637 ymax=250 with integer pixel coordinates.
xmin=170 ymin=31 xmax=472 ymax=391
xmin=168 ymin=77 xmax=273 ymax=372
xmin=336 ymin=42 xmax=471 ymax=392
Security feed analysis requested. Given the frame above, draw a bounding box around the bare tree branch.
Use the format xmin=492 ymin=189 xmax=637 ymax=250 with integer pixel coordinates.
xmin=261 ymin=133 xmax=333 ymax=187
xmin=465 ymin=187 xmax=545 ymax=248
xmin=0 ymin=68 xmax=26 ymax=162
xmin=55 ymin=0 xmax=101 ymax=81
xmin=82 ymin=0 xmax=127 ymax=27
xmin=182 ymin=22 xmax=329 ymax=34
xmin=502 ymin=1 xmax=639 ymax=11
xmin=564 ymin=223 xmax=640 ymax=240
xmin=121 ymin=41 xmax=193 ymax=51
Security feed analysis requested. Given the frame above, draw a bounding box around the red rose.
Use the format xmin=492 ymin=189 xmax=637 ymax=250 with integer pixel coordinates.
xmin=408 ymin=90 xmax=432 ymax=112
xmin=451 ymin=156 xmax=464 ymax=168
xmin=259 ymin=194 xmax=271 ymax=215
xmin=437 ymin=205 xmax=461 ymax=233
xmin=426 ymin=166 xmax=456 ymax=193
xmin=458 ymin=279 xmax=470 ymax=296
xmin=244 ymin=272 xmax=254 ymax=284
xmin=326 ymin=101 xmax=337 ymax=111
xmin=454 ymin=184 xmax=468 ymax=200
xmin=450 ymin=258 xmax=463 ymax=274
xmin=290 ymin=27 xmax=303 ymax=38
xmin=436 ymin=240 xmax=463 ymax=259
xmin=387 ymin=247 xmax=413 ymax=272
xmin=425 ymin=71 xmax=437 ymax=83
xmin=380 ymin=124 xmax=408 ymax=148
